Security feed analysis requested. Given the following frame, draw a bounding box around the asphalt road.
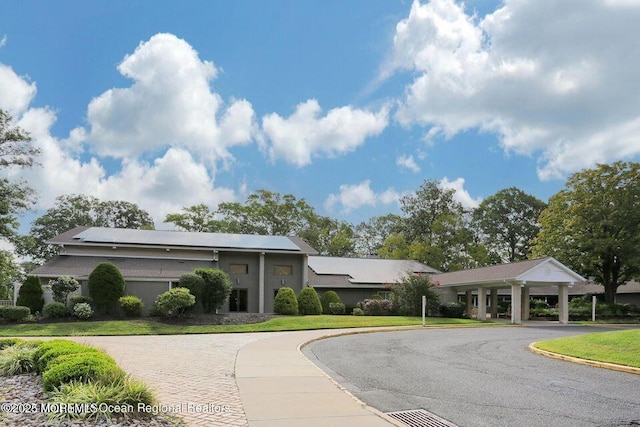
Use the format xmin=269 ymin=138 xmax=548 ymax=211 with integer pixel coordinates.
xmin=303 ymin=325 xmax=640 ymax=427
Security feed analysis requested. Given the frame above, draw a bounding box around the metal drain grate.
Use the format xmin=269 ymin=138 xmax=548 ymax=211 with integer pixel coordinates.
xmin=387 ymin=409 xmax=458 ymax=427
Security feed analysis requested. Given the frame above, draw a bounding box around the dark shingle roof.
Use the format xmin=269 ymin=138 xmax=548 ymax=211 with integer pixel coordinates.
xmin=433 ymin=258 xmax=550 ymax=286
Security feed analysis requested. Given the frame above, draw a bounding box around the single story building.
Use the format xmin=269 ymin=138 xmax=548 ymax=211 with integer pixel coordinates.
xmin=30 ymin=226 xmax=317 ymax=313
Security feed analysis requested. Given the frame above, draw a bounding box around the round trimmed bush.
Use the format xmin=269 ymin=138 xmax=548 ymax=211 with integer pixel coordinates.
xmin=439 ymin=302 xmax=465 ymax=318
xmin=42 ymin=353 xmax=123 ymax=391
xmin=154 ymin=287 xmax=195 ymax=318
xmin=88 ymin=262 xmax=125 ymax=315
xmin=16 ymin=276 xmax=44 ymax=314
xmin=297 ymin=287 xmax=322 ymax=315
xmin=274 ymin=287 xmax=298 ymax=315
xmin=194 ymin=268 xmax=233 ymax=314
xmin=320 ymin=290 xmax=342 ymax=314
xmin=69 ymin=295 xmax=93 ymax=311
xmin=1 ymin=306 xmax=30 ymax=322
xmin=178 ymin=272 xmax=204 ymax=302
xmin=73 ymin=302 xmax=93 ymax=319
xmin=48 ymin=276 xmax=79 ymax=304
xmin=118 ymin=295 xmax=144 ymax=317
xmin=43 ymin=302 xmax=68 ymax=318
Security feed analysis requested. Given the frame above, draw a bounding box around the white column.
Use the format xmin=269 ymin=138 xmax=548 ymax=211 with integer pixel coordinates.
xmin=511 ymin=284 xmax=522 ymax=324
xmin=490 ymin=288 xmax=498 ymax=318
xmin=259 ymin=252 xmax=265 ymax=314
xmin=558 ymin=284 xmax=569 ymax=324
xmin=477 ymin=287 xmax=487 ymax=320
xmin=465 ymin=290 xmax=473 ymax=318
xmin=521 ymin=286 xmax=530 ymax=321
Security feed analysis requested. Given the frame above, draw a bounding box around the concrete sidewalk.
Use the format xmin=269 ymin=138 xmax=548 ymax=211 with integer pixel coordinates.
xmin=236 ymin=329 xmax=401 ymax=427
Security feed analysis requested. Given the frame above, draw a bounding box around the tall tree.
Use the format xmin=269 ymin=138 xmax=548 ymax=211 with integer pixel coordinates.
xmin=0 ymin=108 xmax=40 ymax=244
xmin=299 ymin=215 xmax=355 ymax=257
xmin=164 ymin=203 xmax=222 ymax=232
xmin=532 ymin=162 xmax=640 ymax=303
xmin=18 ymin=194 xmax=155 ymax=264
xmin=353 ymin=214 xmax=402 ymax=257
xmin=473 ymin=187 xmax=546 ymax=262
xmin=380 ymin=179 xmax=487 ymax=271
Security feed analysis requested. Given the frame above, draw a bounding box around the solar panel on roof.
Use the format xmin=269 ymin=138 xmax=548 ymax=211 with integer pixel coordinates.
xmin=73 ymin=228 xmax=301 ymax=251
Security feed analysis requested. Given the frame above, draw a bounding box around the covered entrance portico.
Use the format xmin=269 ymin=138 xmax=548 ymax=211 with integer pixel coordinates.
xmin=434 ymin=257 xmax=586 ymax=324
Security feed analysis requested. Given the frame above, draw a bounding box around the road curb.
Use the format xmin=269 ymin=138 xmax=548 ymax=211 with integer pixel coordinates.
xmin=528 ymin=342 xmax=640 ymax=375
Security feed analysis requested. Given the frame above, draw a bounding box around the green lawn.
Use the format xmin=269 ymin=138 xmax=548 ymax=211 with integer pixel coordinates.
xmin=0 ymin=315 xmax=483 ymax=337
xmin=534 ymin=329 xmax=640 ymax=368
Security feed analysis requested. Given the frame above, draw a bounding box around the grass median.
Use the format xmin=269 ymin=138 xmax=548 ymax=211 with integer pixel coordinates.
xmin=0 ymin=315 xmax=483 ymax=337
xmin=534 ymin=329 xmax=640 ymax=368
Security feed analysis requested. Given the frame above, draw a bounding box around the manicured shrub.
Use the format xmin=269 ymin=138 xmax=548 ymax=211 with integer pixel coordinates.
xmin=73 ymin=302 xmax=94 ymax=319
xmin=179 ymin=272 xmax=204 ymax=303
xmin=358 ymin=298 xmax=394 ymax=316
xmin=88 ymin=262 xmax=125 ymax=315
xmin=16 ymin=275 xmax=44 ymax=314
xmin=1 ymin=305 xmax=30 ymax=322
xmin=439 ymin=302 xmax=465 ymax=318
xmin=390 ymin=273 xmax=440 ymax=316
xmin=329 ymin=302 xmax=346 ymax=315
xmin=273 ymin=287 xmax=298 ymax=315
xmin=43 ymin=302 xmax=68 ymax=318
xmin=48 ymin=374 xmax=156 ymax=420
xmin=297 ymin=287 xmax=322 ymax=315
xmin=49 ymin=275 xmax=80 ymax=304
xmin=194 ymin=268 xmax=232 ymax=314
xmin=0 ymin=344 xmax=37 ymax=375
xmin=154 ymin=287 xmax=195 ymax=318
xmin=320 ymin=290 xmax=342 ymax=314
xmin=352 ymin=307 xmax=364 ymax=316
xmin=42 ymin=353 xmax=123 ymax=391
xmin=34 ymin=341 xmax=99 ymax=373
xmin=118 ymin=295 xmax=144 ymax=317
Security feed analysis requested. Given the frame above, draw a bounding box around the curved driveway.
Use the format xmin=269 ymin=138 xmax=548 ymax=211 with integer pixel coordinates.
xmin=303 ymin=325 xmax=640 ymax=427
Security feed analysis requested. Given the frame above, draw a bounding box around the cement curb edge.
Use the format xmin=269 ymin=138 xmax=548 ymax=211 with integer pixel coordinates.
xmin=528 ymin=342 xmax=640 ymax=375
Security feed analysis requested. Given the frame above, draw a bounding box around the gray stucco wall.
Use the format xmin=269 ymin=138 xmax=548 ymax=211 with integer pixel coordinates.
xmin=218 ymin=252 xmax=260 ymax=313
xmin=265 ymin=253 xmax=304 ymax=313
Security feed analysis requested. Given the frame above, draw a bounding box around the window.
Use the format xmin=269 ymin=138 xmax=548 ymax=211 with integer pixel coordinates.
xmin=274 ymin=265 xmax=293 ymax=276
xmin=229 ymin=264 xmax=248 ymax=274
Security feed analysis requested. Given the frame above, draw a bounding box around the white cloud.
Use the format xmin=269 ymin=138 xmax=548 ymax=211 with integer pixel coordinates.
xmin=261 ymin=99 xmax=389 ymax=166
xmin=79 ymin=33 xmax=257 ymax=167
xmin=438 ymin=177 xmax=481 ymax=209
xmin=388 ymin=0 xmax=640 ymax=179
xmin=324 ymin=180 xmax=400 ymax=213
xmin=396 ymin=154 xmax=420 ymax=173
xmin=0 ymin=35 xmax=7 ymax=48
xmin=0 ymin=63 xmax=37 ymax=117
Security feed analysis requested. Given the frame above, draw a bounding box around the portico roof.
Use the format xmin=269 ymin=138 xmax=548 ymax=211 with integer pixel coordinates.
xmin=433 ymin=257 xmax=586 ymax=288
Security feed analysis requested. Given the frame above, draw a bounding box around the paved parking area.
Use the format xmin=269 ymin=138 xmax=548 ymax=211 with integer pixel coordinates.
xmin=70 ymin=333 xmax=276 ymax=427
xmin=303 ymin=325 xmax=640 ymax=427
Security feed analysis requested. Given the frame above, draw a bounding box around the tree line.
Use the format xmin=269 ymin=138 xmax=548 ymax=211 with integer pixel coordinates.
xmin=1 ymin=108 xmax=639 ymax=302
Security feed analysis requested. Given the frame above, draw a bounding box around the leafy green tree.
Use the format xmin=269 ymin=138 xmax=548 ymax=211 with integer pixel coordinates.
xmin=273 ymin=287 xmax=298 ymax=315
xmin=18 ymin=194 xmax=155 ymax=264
xmin=164 ymin=204 xmax=223 ymax=232
xmin=0 ymin=109 xmax=40 ymax=244
xmin=88 ymin=262 xmax=125 ymax=315
xmin=298 ymin=215 xmax=355 ymax=256
xmin=390 ymin=273 xmax=440 ymax=316
xmin=0 ymin=250 xmax=21 ymax=289
xmin=16 ymin=275 xmax=44 ymax=314
xmin=193 ymin=268 xmax=232 ymax=313
xmin=378 ymin=180 xmax=487 ymax=271
xmin=532 ymin=162 xmax=640 ymax=303
xmin=473 ymin=187 xmax=546 ymax=262
xmin=297 ymin=287 xmax=322 ymax=315
xmin=354 ymin=214 xmax=402 ymax=256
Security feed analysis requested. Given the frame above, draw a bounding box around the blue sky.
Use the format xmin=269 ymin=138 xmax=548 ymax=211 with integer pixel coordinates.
xmin=2 ymin=0 xmax=640 ymax=233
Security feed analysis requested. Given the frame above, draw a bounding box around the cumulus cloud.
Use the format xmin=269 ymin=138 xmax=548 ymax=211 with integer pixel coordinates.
xmin=438 ymin=177 xmax=481 ymax=209
xmin=0 ymin=64 xmax=37 ymax=117
xmin=79 ymin=33 xmax=257 ymax=167
xmin=324 ymin=180 xmax=401 ymax=213
xmin=388 ymin=0 xmax=640 ymax=179
xmin=261 ymin=99 xmax=389 ymax=166
xmin=396 ymin=154 xmax=420 ymax=173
